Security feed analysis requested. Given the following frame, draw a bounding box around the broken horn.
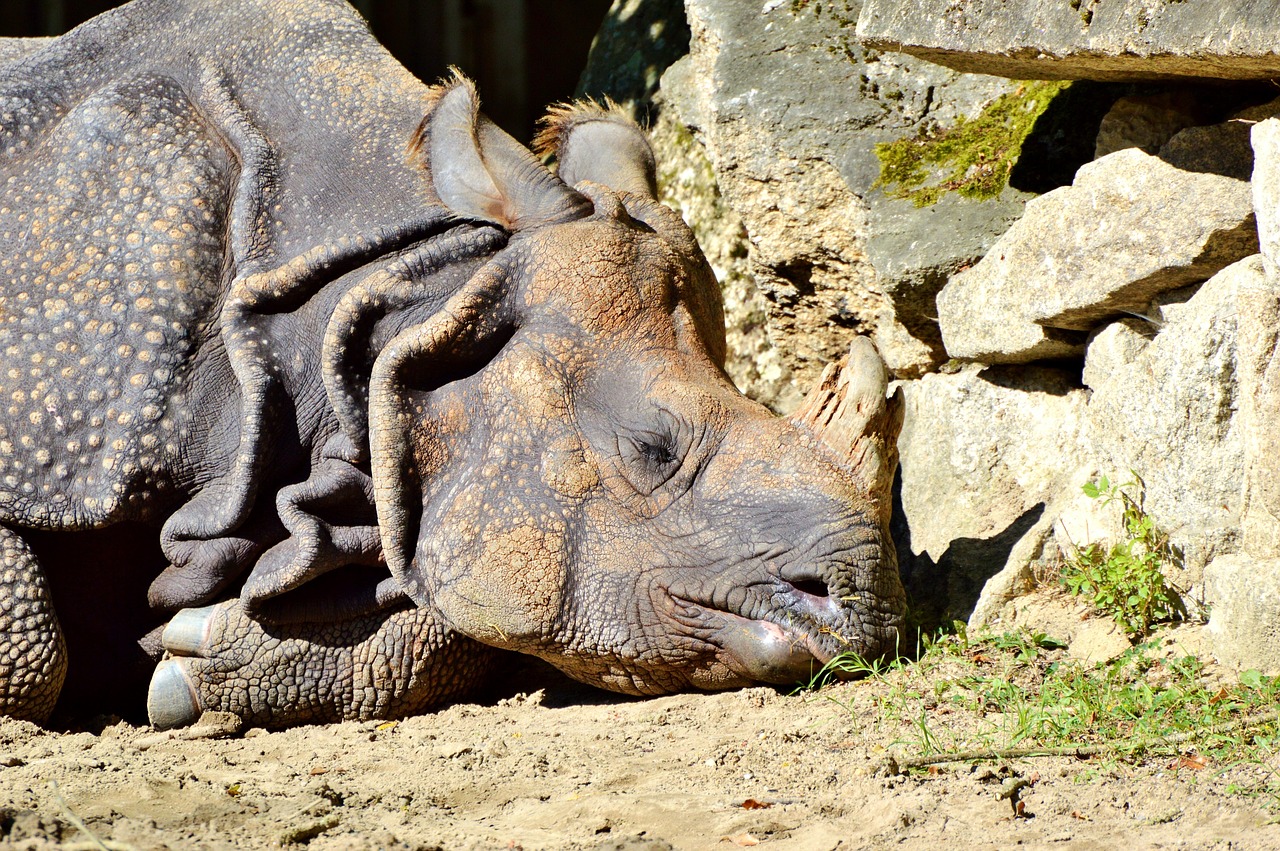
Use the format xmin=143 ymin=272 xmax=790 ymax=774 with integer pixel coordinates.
xmin=787 ymin=336 xmax=903 ymax=528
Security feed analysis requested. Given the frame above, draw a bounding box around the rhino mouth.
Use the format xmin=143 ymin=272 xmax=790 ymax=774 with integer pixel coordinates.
xmin=668 ymin=575 xmax=865 ymax=686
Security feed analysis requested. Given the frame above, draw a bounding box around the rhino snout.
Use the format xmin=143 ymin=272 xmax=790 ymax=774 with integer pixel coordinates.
xmin=667 ymin=553 xmax=906 ymax=687
xmin=709 ymin=613 xmax=823 ymax=684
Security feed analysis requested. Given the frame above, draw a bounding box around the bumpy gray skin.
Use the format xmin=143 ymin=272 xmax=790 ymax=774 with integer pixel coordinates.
xmin=148 ymin=603 xmax=496 ymax=728
xmin=0 ymin=0 xmax=907 ymax=729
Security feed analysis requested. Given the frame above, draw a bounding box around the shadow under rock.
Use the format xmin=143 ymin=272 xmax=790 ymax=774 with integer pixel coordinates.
xmin=978 ymin=363 xmax=1085 ymax=397
xmin=892 ymin=469 xmax=1046 ymax=634
xmin=1008 ymin=80 xmax=1133 ymax=195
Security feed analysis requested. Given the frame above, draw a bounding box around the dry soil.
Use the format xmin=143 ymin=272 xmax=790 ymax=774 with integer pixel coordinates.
xmin=0 ymin=644 xmax=1277 ymax=851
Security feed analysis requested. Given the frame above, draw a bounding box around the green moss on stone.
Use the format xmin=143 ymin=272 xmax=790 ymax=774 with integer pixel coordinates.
xmin=873 ymin=80 xmax=1071 ymax=207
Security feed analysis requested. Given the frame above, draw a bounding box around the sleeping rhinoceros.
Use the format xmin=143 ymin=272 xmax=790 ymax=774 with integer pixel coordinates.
xmin=0 ymin=0 xmax=906 ymax=728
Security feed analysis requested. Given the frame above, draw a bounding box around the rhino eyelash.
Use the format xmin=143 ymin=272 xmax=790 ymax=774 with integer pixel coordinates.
xmin=628 ymin=430 xmax=680 ymax=466
xmin=639 ymin=441 xmax=677 ymax=467
xmin=614 ymin=433 xmax=683 ymax=496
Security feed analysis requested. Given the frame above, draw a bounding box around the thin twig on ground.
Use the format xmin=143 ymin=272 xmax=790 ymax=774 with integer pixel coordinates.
xmin=883 ymin=709 xmax=1280 ymax=774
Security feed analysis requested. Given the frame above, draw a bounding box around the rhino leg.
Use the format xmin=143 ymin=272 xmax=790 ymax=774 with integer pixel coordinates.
xmin=147 ymin=599 xmax=497 ymax=730
xmin=0 ymin=527 xmax=67 ymax=723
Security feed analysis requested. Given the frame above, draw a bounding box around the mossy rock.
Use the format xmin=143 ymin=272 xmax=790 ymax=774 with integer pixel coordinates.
xmin=874 ymin=80 xmax=1072 ymax=207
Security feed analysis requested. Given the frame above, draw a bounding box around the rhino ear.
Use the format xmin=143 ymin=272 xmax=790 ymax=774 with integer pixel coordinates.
xmin=533 ymin=100 xmax=658 ymax=199
xmin=415 ymin=72 xmax=592 ymax=230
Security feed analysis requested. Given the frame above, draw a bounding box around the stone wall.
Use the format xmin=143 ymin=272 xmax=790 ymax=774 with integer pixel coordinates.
xmin=584 ymin=0 xmax=1122 ymax=403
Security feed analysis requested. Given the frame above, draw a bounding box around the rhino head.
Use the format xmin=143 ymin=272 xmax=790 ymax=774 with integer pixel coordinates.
xmin=369 ymin=77 xmax=906 ymax=694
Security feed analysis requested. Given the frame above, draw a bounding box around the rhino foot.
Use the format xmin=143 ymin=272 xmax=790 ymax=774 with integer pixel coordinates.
xmin=147 ymin=600 xmax=497 ymax=730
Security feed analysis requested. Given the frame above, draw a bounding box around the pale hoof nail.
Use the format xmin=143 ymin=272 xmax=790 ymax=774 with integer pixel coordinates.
xmin=147 ymin=659 xmax=202 ymax=730
xmin=162 ymin=605 xmax=217 ymax=656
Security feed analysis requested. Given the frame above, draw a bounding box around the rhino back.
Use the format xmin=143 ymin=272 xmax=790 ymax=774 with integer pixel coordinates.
xmin=0 ymin=72 xmax=233 ymax=527
xmin=0 ymin=39 xmax=52 ymax=69
xmin=10 ymin=0 xmax=454 ymax=262
xmin=0 ymin=0 xmax=458 ymax=530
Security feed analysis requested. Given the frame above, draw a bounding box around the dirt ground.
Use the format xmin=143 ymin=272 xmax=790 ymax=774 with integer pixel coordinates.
xmin=0 ymin=643 xmax=1276 ymax=851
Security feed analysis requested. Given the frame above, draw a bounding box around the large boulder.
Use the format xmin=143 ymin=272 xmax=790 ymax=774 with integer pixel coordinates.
xmin=1254 ymin=118 xmax=1280 ymax=279
xmin=1204 ymin=121 xmax=1280 ymax=671
xmin=894 ymin=364 xmax=1091 ymax=626
xmin=966 ymin=259 xmax=1264 ymax=633
xmin=1235 ymin=263 xmax=1280 ymax=561
xmin=856 ymin=0 xmax=1280 ymax=82
xmin=937 ymin=149 xmax=1258 ymax=363
xmin=660 ymin=0 xmax=1022 ymax=388
xmin=651 ymin=113 xmax=802 ymax=410
xmin=1204 ymin=556 xmax=1280 ymax=671
xmin=652 ymin=0 xmax=1116 ymax=395
xmin=1084 ymin=256 xmax=1263 ymax=585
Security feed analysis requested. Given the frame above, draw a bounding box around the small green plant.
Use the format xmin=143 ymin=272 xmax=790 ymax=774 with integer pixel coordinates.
xmin=809 ymin=630 xmax=1280 ymax=807
xmin=990 ymin=630 xmax=1068 ymax=664
xmin=1060 ymin=475 xmax=1186 ymax=639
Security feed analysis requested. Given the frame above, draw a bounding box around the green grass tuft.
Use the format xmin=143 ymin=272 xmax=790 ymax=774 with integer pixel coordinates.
xmin=807 ymin=626 xmax=1280 ymax=807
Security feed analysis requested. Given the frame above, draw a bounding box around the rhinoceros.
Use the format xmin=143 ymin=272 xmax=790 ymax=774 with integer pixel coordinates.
xmin=0 ymin=0 xmax=906 ymax=729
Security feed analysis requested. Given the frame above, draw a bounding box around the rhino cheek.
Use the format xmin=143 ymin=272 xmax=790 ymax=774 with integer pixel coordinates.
xmin=429 ymin=518 xmax=569 ymax=649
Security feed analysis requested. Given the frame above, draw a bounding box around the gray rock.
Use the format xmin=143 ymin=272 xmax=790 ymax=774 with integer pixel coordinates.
xmin=1202 ymin=240 xmax=1280 ymax=671
xmin=1147 ymin=282 xmax=1202 ymax=325
xmin=1235 ymin=190 xmax=1280 ymax=558
xmin=1081 ymin=319 xmax=1151 ymax=391
xmin=657 ymin=0 xmax=1069 ymax=389
xmin=650 ymin=111 xmax=802 ymax=411
xmin=1254 ymin=118 xmax=1280 ymax=277
xmin=1159 ymin=122 xmax=1256 ymax=181
xmin=575 ymin=0 xmax=689 ymax=122
xmin=894 ymin=364 xmax=1091 ymax=627
xmin=1204 ymin=555 xmax=1280 ymax=672
xmin=1085 ymin=256 xmax=1263 ymax=584
xmin=1230 ymin=254 xmax=1280 ymax=558
xmin=856 ymin=0 xmax=1280 ymax=82
xmin=1094 ymin=91 xmax=1206 ymax=158
xmin=1157 ymin=98 xmax=1280 ymax=181
xmin=1246 ymin=119 xmax=1280 ymax=555
xmin=937 ymin=149 xmax=1258 ymax=363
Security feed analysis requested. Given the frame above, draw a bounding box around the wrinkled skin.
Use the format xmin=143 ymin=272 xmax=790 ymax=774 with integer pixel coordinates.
xmin=149 ymin=177 xmax=906 ymax=728
xmin=398 ymin=196 xmax=903 ymax=696
xmin=0 ymin=0 xmax=905 ymax=729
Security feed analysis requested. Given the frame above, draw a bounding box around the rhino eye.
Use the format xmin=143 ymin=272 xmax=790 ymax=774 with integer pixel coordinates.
xmin=639 ymin=441 xmax=677 ymax=466
xmin=618 ymin=432 xmax=683 ymax=495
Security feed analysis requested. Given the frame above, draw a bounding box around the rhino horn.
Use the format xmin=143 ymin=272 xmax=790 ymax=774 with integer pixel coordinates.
xmin=787 ymin=337 xmax=904 ymax=532
xmin=415 ymin=71 xmax=592 ymax=231
xmin=534 ymin=100 xmax=658 ymax=199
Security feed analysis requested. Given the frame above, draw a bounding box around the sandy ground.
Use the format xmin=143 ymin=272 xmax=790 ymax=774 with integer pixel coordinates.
xmin=0 ymin=646 xmax=1276 ymax=851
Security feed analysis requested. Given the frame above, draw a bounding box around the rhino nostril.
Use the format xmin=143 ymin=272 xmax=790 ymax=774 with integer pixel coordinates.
xmin=791 ymin=578 xmax=830 ymax=599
